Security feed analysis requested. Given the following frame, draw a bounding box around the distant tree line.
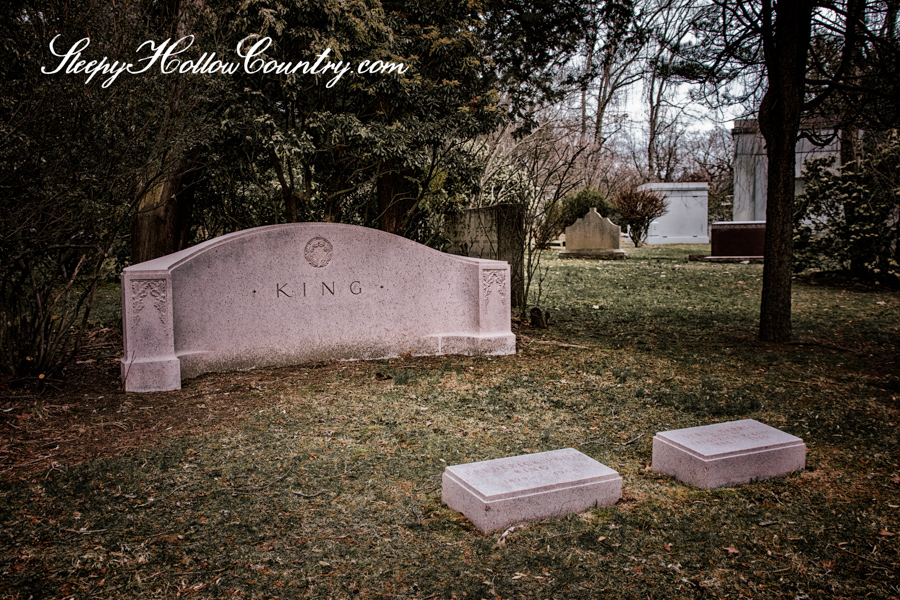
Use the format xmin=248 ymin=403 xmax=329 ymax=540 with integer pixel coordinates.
xmin=2 ymin=0 xmax=898 ymax=380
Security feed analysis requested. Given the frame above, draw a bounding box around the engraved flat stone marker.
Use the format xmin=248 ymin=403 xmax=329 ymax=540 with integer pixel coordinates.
xmin=652 ymin=419 xmax=806 ymax=489
xmin=442 ymin=448 xmax=622 ymax=533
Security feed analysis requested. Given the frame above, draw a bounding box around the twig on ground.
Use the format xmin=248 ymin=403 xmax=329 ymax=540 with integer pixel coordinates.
xmin=61 ymin=528 xmax=109 ymax=535
xmin=229 ymin=472 xmax=291 ymax=495
xmin=532 ymin=340 xmax=592 ymax=349
xmin=830 ymin=544 xmax=893 ymax=570
xmin=292 ymin=489 xmax=325 ymax=498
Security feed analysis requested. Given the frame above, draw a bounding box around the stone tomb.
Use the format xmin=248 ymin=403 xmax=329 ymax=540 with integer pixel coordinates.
xmin=121 ymin=223 xmax=515 ymax=392
xmin=639 ymin=182 xmax=710 ymax=244
xmin=732 ymin=118 xmax=840 ymax=222
xmin=559 ymin=208 xmax=627 ymax=259
xmin=442 ymin=448 xmax=622 ymax=533
xmin=652 ymin=419 xmax=806 ymax=489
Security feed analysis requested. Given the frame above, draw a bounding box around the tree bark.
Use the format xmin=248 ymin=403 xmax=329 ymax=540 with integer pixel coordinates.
xmin=130 ymin=0 xmax=207 ymax=263
xmin=756 ymin=0 xmax=815 ymax=343
xmin=840 ymin=0 xmax=865 ymax=274
xmin=131 ymin=157 xmax=198 ymax=263
xmin=377 ymin=168 xmax=417 ymax=235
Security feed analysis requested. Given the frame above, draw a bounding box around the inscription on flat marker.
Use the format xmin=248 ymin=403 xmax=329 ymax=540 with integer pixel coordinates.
xmin=652 ymin=419 xmax=806 ymax=489
xmin=442 ymin=448 xmax=622 ymax=533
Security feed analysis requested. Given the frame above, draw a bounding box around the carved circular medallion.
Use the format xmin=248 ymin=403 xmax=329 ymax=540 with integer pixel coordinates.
xmin=304 ymin=236 xmax=333 ymax=268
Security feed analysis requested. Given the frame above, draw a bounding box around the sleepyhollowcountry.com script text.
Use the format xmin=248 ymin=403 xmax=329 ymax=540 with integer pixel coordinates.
xmin=41 ymin=34 xmax=408 ymax=89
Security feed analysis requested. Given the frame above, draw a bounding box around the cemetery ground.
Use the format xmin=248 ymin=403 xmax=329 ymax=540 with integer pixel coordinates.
xmin=1 ymin=245 xmax=899 ymax=600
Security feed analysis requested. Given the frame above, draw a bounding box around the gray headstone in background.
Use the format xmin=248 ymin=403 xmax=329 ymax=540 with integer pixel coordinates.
xmin=559 ymin=208 xmax=627 ymax=259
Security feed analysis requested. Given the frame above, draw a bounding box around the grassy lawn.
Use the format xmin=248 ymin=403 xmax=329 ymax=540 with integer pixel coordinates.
xmin=1 ymin=244 xmax=898 ymax=599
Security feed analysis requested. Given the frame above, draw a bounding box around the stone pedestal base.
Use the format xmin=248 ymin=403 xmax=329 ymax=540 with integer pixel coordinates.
xmin=558 ymin=249 xmax=628 ymax=260
xmin=120 ymin=357 xmax=181 ymax=393
xmin=433 ymin=333 xmax=517 ymax=356
xmin=689 ymin=255 xmax=764 ymax=264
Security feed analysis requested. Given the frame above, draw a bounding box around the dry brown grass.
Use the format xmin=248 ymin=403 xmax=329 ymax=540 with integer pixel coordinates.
xmin=1 ymin=245 xmax=898 ymax=599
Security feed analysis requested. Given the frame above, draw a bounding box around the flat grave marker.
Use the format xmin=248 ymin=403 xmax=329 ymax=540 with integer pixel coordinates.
xmin=442 ymin=448 xmax=622 ymax=533
xmin=652 ymin=419 xmax=806 ymax=489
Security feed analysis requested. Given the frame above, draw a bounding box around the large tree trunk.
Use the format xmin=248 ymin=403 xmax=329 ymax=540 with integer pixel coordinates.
xmin=756 ymin=0 xmax=815 ymax=343
xmin=758 ymin=101 xmax=797 ymax=342
xmin=131 ymin=157 xmax=199 ymax=263
xmin=840 ymin=0 xmax=865 ymax=274
xmin=377 ymin=168 xmax=417 ymax=235
xmin=131 ymin=0 xmax=206 ymax=264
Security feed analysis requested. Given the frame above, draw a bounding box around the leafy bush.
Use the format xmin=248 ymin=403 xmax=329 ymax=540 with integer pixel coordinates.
xmin=0 ymin=2 xmax=172 ymax=380
xmin=558 ymin=187 xmax=621 ymax=230
xmin=794 ymin=140 xmax=900 ymax=285
xmin=613 ymin=187 xmax=668 ymax=247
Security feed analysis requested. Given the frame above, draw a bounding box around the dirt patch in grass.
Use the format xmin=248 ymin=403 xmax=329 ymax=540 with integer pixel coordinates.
xmin=1 ymin=246 xmax=899 ymax=599
xmin=0 ymin=328 xmax=350 ymax=482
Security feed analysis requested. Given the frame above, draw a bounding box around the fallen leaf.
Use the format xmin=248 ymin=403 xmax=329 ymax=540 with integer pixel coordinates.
xmin=723 ymin=545 xmax=740 ymax=556
xmin=152 ymin=534 xmax=182 ymax=545
xmin=663 ymin=543 xmax=673 ymax=552
xmin=496 ymin=526 xmax=516 ymax=548
xmin=597 ymin=536 xmax=607 ymax=543
xmin=878 ymin=528 xmax=895 ymax=537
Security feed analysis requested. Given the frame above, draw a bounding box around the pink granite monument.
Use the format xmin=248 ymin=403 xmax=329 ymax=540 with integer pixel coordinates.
xmin=121 ymin=223 xmax=515 ymax=392
xmin=442 ymin=448 xmax=622 ymax=533
xmin=652 ymin=419 xmax=806 ymax=489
